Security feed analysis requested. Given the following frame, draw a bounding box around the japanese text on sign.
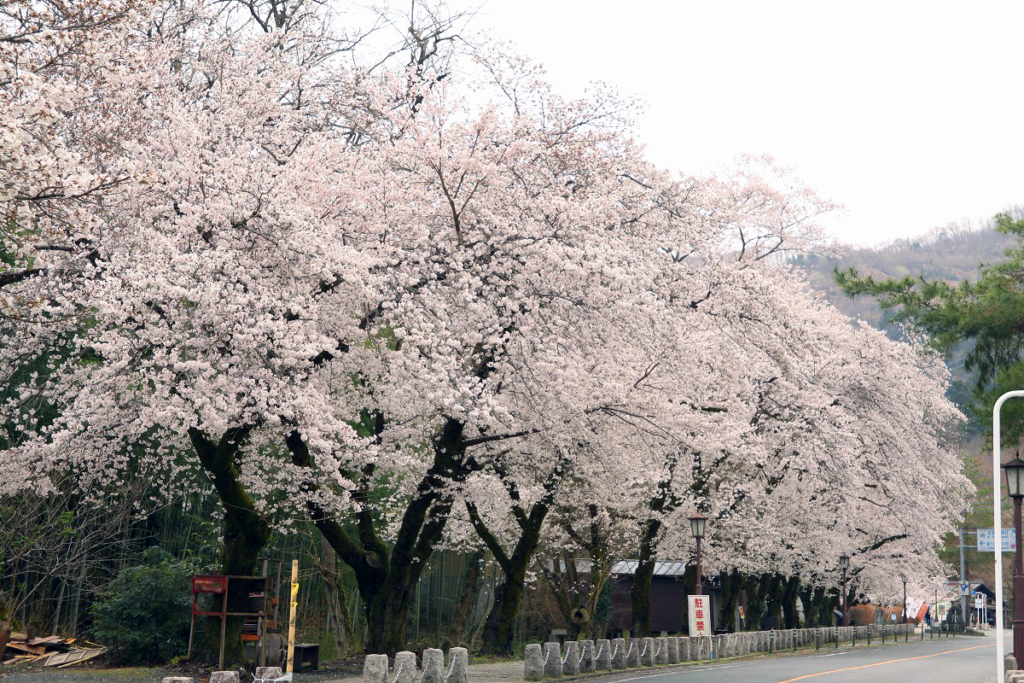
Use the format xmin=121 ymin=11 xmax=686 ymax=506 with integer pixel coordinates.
xmin=688 ymin=595 xmax=710 ymax=637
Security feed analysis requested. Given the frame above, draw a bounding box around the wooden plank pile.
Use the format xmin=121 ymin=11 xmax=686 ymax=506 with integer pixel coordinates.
xmin=0 ymin=625 xmax=107 ymax=669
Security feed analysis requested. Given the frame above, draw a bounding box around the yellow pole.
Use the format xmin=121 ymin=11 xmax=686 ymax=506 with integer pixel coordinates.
xmin=287 ymin=559 xmax=299 ymax=675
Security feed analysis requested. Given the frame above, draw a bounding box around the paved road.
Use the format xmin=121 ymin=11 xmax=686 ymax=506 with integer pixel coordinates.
xmin=581 ymin=633 xmax=1002 ymax=683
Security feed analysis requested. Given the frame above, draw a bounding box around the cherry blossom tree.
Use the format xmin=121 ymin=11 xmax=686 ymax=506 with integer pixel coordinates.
xmin=0 ymin=0 xmax=972 ymax=658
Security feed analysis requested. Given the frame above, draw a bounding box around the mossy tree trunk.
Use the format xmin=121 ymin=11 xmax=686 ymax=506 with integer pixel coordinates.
xmin=189 ymin=427 xmax=271 ymax=667
xmin=780 ymin=575 xmax=800 ymax=629
xmin=467 ymin=458 xmax=564 ymax=656
xmin=630 ymin=517 xmax=661 ymax=635
xmin=287 ymin=415 xmax=528 ymax=655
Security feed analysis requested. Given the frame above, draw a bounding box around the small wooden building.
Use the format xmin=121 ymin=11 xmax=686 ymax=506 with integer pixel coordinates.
xmin=606 ymin=561 xmax=718 ymax=635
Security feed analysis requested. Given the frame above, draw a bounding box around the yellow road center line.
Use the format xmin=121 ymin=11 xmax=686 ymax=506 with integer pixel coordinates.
xmin=776 ymin=643 xmax=994 ymax=682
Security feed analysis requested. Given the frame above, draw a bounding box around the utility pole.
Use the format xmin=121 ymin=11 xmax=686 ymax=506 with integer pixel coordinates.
xmin=960 ymin=529 xmax=968 ymax=630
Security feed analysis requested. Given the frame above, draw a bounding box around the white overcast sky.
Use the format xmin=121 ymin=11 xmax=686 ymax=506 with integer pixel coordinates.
xmin=456 ymin=0 xmax=1024 ymax=247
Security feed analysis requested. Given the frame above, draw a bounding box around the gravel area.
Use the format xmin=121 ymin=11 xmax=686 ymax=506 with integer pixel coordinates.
xmin=0 ymin=657 xmax=526 ymax=683
xmin=2 ymin=666 xmax=176 ymax=683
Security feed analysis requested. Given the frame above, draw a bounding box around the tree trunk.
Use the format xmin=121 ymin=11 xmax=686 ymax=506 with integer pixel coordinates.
xmin=781 ymin=576 xmax=800 ymax=629
xmin=470 ymin=499 xmax=550 ymax=656
xmin=448 ymin=550 xmax=484 ymax=647
xmin=630 ymin=519 xmax=661 ymax=635
xmin=190 ymin=427 xmax=270 ymax=666
xmin=286 ymin=416 xmax=472 ymax=656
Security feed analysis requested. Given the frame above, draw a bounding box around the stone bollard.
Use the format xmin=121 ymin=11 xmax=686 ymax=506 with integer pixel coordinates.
xmin=562 ymin=641 xmax=580 ymax=677
xmin=210 ymin=673 xmax=240 ymax=683
xmin=364 ymin=654 xmax=389 ymax=683
xmin=639 ymin=637 xmax=655 ymax=666
xmin=678 ymin=637 xmax=691 ymax=661
xmin=423 ymin=648 xmax=445 ymax=683
xmin=255 ymin=668 xmax=283 ymax=682
xmin=610 ymin=638 xmax=626 ymax=669
xmin=394 ymin=651 xmax=417 ymax=683
xmin=1006 ymin=653 xmax=1018 ymax=672
xmin=448 ymin=647 xmax=469 ymax=683
xmin=579 ymin=640 xmax=595 ymax=673
xmin=595 ymin=639 xmax=612 ymax=670
xmin=543 ymin=643 xmax=562 ymax=678
xmin=715 ymin=635 xmax=726 ymax=659
xmin=666 ymin=637 xmax=679 ymax=664
xmin=524 ymin=644 xmax=544 ymax=681
xmin=163 ymin=679 xmax=195 ymax=683
xmin=626 ymin=638 xmax=641 ymax=668
xmin=655 ymin=636 xmax=669 ymax=665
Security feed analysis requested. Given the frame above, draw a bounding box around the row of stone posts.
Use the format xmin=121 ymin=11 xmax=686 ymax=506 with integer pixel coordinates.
xmin=164 ymin=670 xmax=282 ymax=683
xmin=363 ymin=647 xmax=468 ymax=683
xmin=523 ymin=624 xmax=915 ymax=680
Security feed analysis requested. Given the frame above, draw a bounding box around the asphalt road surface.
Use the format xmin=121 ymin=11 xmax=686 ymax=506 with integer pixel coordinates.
xmin=583 ymin=633 xmax=1002 ymax=683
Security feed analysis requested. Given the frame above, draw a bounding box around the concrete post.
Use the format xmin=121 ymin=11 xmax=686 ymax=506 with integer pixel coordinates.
xmin=579 ymin=640 xmax=595 ymax=673
xmin=666 ymin=637 xmax=679 ymax=664
xmin=626 ymin=638 xmax=641 ymax=668
xmin=364 ymin=654 xmax=388 ymax=683
xmin=255 ymin=668 xmax=283 ymax=682
xmin=210 ymin=673 xmax=240 ymax=683
xmin=639 ymin=637 xmax=655 ymax=666
xmin=655 ymin=636 xmax=669 ymax=665
xmin=524 ymin=644 xmax=544 ymax=681
xmin=562 ymin=641 xmax=579 ymax=677
xmin=595 ymin=639 xmax=612 ymax=670
xmin=448 ymin=647 xmax=468 ymax=683
xmin=610 ymin=638 xmax=626 ymax=669
xmin=394 ymin=651 xmax=417 ymax=683
xmin=423 ymin=649 xmax=444 ymax=683
xmin=543 ymin=643 xmax=562 ymax=679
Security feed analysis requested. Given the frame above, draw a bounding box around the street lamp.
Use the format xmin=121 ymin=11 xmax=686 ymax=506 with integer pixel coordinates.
xmin=690 ymin=514 xmax=707 ymax=596
xmin=1003 ymin=455 xmax=1024 ymax=659
xmin=839 ymin=555 xmax=850 ymax=627
xmin=900 ymin=573 xmax=908 ymax=625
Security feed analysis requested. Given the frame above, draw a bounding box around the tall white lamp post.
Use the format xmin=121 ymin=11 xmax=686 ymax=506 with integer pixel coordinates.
xmin=992 ymin=390 xmax=1024 ymax=682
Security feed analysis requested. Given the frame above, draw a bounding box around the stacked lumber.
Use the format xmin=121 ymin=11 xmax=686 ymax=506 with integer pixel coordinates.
xmin=0 ymin=626 xmax=107 ymax=669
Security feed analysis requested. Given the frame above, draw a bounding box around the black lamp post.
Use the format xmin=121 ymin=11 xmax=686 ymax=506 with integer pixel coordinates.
xmin=1003 ymin=456 xmax=1024 ymax=659
xmin=839 ymin=555 xmax=850 ymax=627
xmin=690 ymin=514 xmax=707 ymax=596
xmin=900 ymin=573 xmax=908 ymax=625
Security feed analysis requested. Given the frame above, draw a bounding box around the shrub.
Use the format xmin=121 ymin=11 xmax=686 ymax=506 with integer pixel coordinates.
xmin=90 ymin=547 xmax=194 ymax=665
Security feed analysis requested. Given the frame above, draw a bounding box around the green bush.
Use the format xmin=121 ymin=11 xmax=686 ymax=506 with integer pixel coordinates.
xmin=90 ymin=547 xmax=194 ymax=665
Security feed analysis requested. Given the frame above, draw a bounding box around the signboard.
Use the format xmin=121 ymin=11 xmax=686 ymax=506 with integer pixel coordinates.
xmin=192 ymin=575 xmax=227 ymax=594
xmin=916 ymin=602 xmax=929 ymax=621
xmin=688 ymin=595 xmax=711 ymax=638
xmin=977 ymin=528 xmax=1017 ymax=552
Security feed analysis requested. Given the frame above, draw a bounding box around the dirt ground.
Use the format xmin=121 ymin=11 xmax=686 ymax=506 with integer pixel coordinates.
xmin=0 ymin=657 xmax=526 ymax=683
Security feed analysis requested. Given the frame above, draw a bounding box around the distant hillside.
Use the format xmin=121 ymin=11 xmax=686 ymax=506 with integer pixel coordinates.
xmin=794 ymin=215 xmax=1018 ymax=330
xmin=792 ymin=208 xmax=1024 ymax=420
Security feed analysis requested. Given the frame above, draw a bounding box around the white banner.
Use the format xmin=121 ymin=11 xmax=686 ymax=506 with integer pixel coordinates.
xmin=688 ymin=595 xmax=711 ymax=638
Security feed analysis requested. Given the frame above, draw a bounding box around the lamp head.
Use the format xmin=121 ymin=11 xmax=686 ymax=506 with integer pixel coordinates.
xmin=839 ymin=555 xmax=850 ymax=570
xmin=689 ymin=514 xmax=707 ymax=540
xmin=1003 ymin=454 xmax=1024 ymax=499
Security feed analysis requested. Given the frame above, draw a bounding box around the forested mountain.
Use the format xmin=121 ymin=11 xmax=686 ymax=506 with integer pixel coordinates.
xmin=795 ymin=213 xmax=1020 ymax=330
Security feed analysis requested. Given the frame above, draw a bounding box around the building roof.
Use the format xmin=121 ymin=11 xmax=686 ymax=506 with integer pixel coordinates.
xmin=611 ymin=560 xmax=689 ymax=577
